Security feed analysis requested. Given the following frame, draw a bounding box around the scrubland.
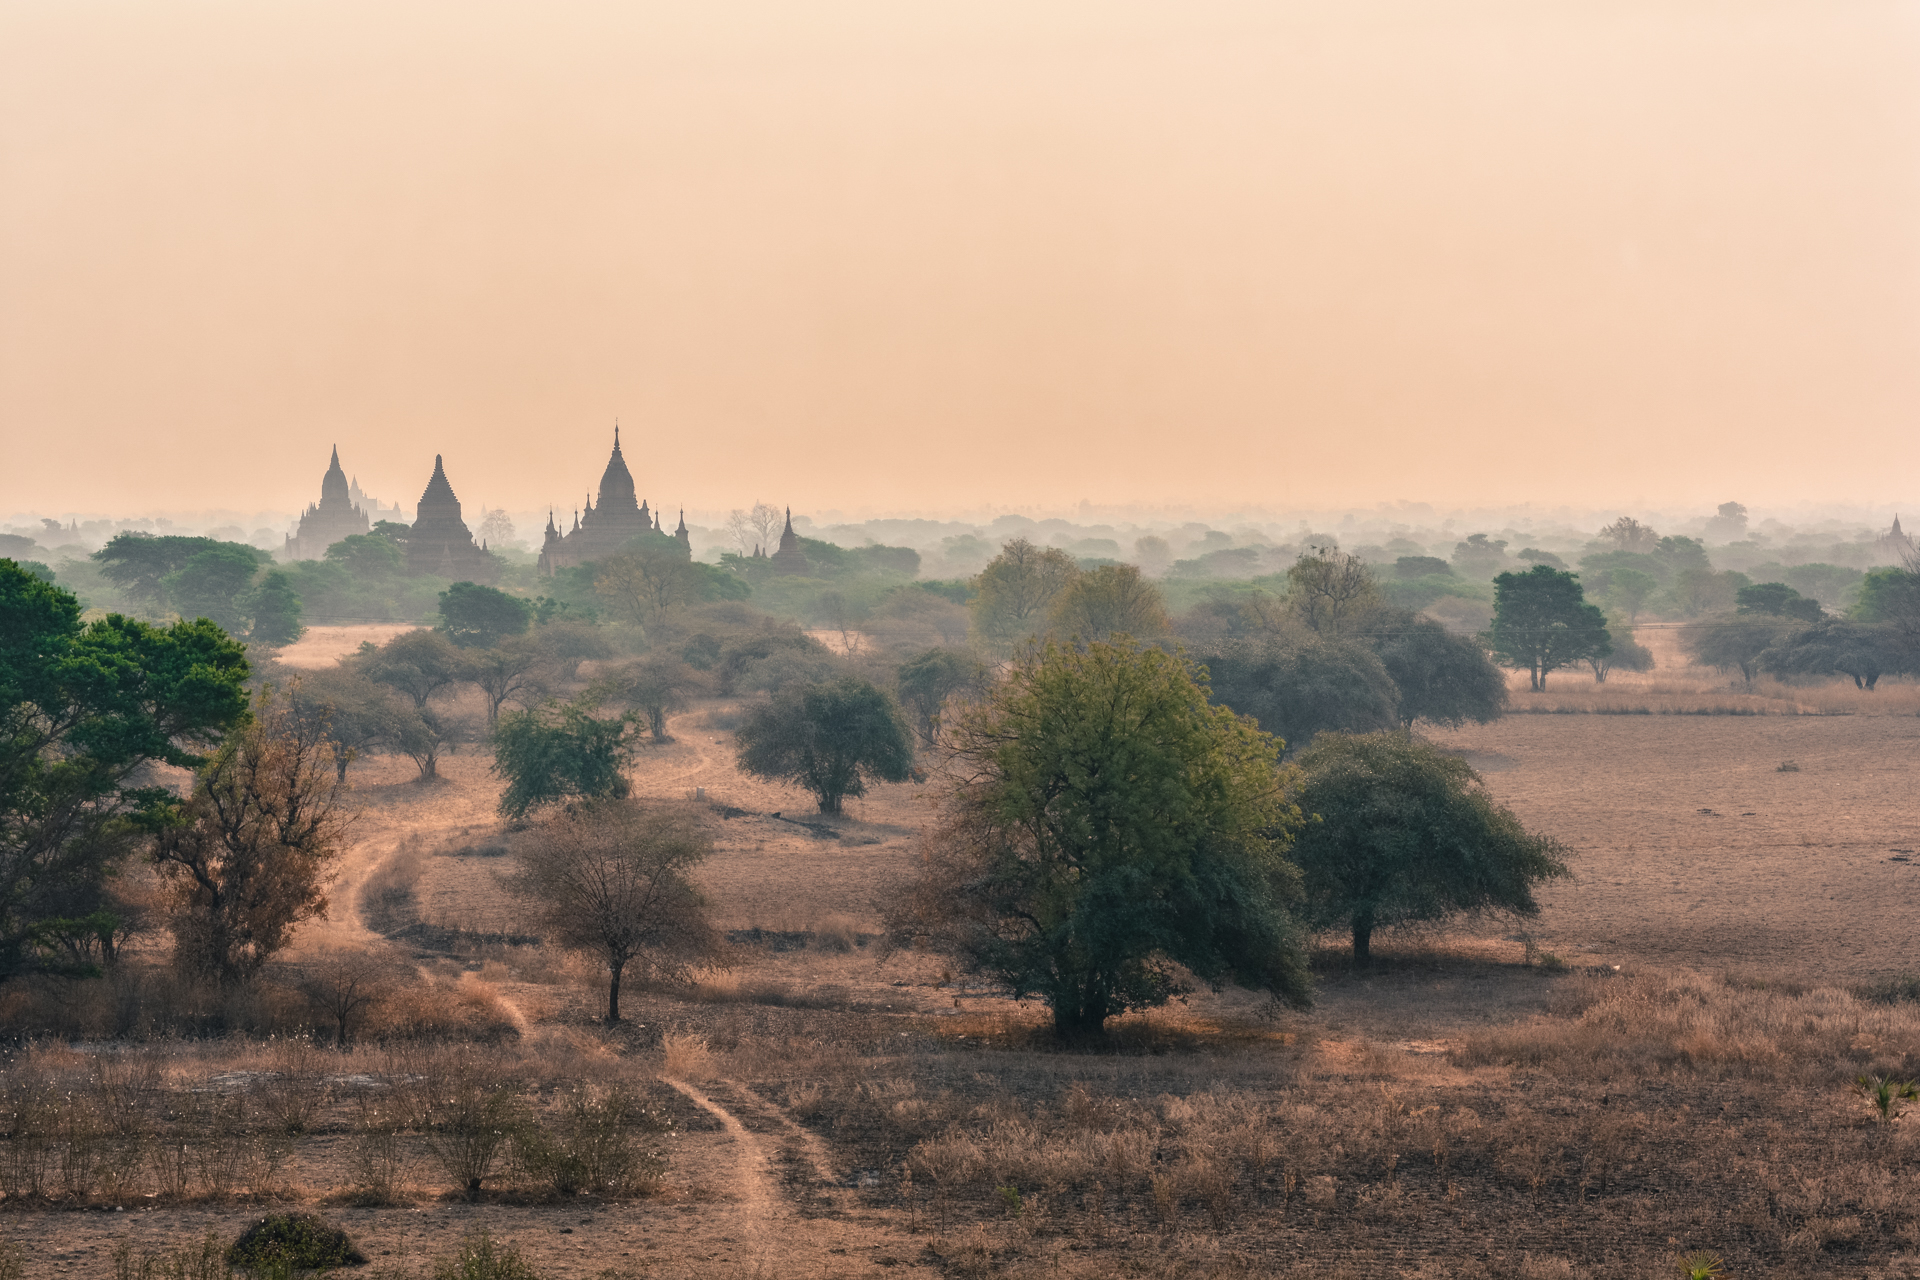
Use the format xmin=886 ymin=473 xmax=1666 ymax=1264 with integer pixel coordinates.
xmin=4 ymin=631 xmax=1919 ymax=1277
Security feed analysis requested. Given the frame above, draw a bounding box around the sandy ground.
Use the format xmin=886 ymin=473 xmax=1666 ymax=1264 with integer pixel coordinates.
xmin=274 ymin=624 xmax=423 ymax=671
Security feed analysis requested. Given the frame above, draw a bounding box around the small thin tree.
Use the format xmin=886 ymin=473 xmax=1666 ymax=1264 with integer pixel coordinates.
xmin=152 ymin=688 xmax=356 ymax=985
xmin=503 ymin=801 xmax=724 ymax=1023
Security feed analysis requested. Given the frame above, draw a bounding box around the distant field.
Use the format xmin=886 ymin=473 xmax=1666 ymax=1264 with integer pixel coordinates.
xmin=275 ymin=622 xmax=421 ymax=668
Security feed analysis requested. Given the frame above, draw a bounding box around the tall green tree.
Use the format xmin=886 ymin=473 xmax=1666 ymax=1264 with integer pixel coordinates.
xmin=1288 ymin=732 xmax=1570 ymax=965
xmin=1367 ymin=612 xmax=1508 ymax=728
xmin=0 ymin=562 xmax=251 ymax=978
xmin=1485 ymin=565 xmax=1611 ymax=691
xmin=492 ymin=698 xmax=636 ymax=819
xmin=1049 ymin=565 xmax=1170 ymax=641
xmin=162 ymin=545 xmax=265 ymax=633
xmin=1202 ymin=637 xmax=1399 ymax=754
xmin=240 ymin=570 xmax=305 ymax=645
xmin=1764 ymin=619 xmax=1902 ymax=690
xmin=438 ymin=582 xmax=533 ymax=649
xmin=91 ymin=533 xmax=225 ymax=613
xmin=735 ymin=678 xmax=914 ymax=814
xmin=889 ymin=640 xmax=1309 ymax=1034
xmin=969 ymin=538 xmax=1079 ymax=653
xmin=1737 ymin=582 xmax=1822 ymax=624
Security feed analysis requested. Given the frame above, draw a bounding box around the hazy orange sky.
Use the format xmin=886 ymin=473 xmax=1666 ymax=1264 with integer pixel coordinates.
xmin=4 ymin=0 xmax=1918 ymax=519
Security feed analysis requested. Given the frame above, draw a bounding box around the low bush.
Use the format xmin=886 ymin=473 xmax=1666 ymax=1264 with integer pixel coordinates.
xmin=226 ymin=1213 xmax=367 ymax=1271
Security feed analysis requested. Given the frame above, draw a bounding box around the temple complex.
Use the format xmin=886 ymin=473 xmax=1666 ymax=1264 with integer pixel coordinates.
xmin=538 ymin=428 xmax=690 ymax=575
xmin=408 ymin=454 xmax=496 ymax=580
xmin=769 ymin=508 xmax=813 ymax=575
xmin=283 ymin=446 xmax=370 ymax=560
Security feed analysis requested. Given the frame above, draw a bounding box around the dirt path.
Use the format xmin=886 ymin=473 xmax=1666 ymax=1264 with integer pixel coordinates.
xmin=662 ymin=1078 xmax=778 ymax=1248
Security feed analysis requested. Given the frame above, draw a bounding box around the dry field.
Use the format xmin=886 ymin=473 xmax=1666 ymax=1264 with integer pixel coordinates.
xmin=7 ymin=624 xmax=1920 ymax=1277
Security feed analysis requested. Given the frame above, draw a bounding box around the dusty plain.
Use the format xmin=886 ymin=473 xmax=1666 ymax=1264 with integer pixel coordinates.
xmin=6 ymin=627 xmax=1920 ymax=1277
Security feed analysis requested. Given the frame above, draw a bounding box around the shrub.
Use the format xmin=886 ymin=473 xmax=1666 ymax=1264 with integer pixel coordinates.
xmin=420 ymin=1072 xmax=531 ymax=1198
xmin=227 ymin=1213 xmax=367 ymax=1272
xmin=431 ymin=1229 xmax=542 ymax=1280
xmin=517 ymin=1086 xmax=670 ymax=1196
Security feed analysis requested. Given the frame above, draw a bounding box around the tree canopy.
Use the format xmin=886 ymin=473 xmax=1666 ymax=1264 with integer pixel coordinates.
xmin=438 ymin=582 xmax=533 ymax=649
xmin=503 ymin=800 xmax=723 ymax=1023
xmin=895 ymin=647 xmax=989 ymax=747
xmin=1763 ymin=619 xmax=1902 ymax=690
xmin=1048 ymin=564 xmax=1170 ymax=641
xmin=492 ymin=698 xmax=636 ymax=819
xmin=890 ymin=640 xmax=1310 ymax=1035
xmin=0 ymin=561 xmax=252 ymax=978
xmin=1367 ymin=612 xmax=1508 ymax=728
xmin=1288 ymin=732 xmax=1570 ymax=965
xmin=969 ymin=538 xmax=1079 ymax=653
xmin=1202 ymin=636 xmax=1399 ymax=754
xmin=734 ymin=677 xmax=914 ymax=814
xmin=1485 ymin=565 xmax=1611 ymax=691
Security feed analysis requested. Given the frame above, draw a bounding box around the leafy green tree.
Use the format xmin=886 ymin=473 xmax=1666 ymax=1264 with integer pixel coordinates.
xmin=889 ymin=640 xmax=1309 ymax=1034
xmin=1394 ymin=556 xmax=1452 ymax=579
xmin=895 ymin=647 xmax=989 ymax=747
xmin=0 ymin=562 xmax=251 ymax=978
xmin=91 ymin=532 xmax=225 ymax=613
xmin=1450 ymin=534 xmax=1510 ymax=579
xmin=13 ymin=561 xmax=55 ymax=584
xmin=1853 ymin=567 xmax=1920 ymax=658
xmin=1288 ymin=732 xmax=1570 ymax=965
xmin=1485 ymin=565 xmax=1611 ymax=691
xmin=969 ymin=538 xmax=1079 ymax=653
xmin=1736 ymin=582 xmax=1822 ymax=624
xmin=1368 ymin=612 xmax=1507 ymax=728
xmin=240 ymin=570 xmax=304 ymax=645
xmin=1049 ymin=564 xmax=1170 ymax=641
xmin=492 ymin=699 xmax=636 ymax=819
xmin=1679 ymin=613 xmax=1788 ymax=687
xmin=324 ymin=532 xmax=407 ymax=579
xmin=735 ymin=678 xmax=914 ymax=814
xmin=1202 ymin=637 xmax=1399 ymax=753
xmin=162 ymin=545 xmax=264 ymax=633
xmin=152 ymin=689 xmax=354 ymax=985
xmin=1764 ymin=619 xmax=1902 ymax=690
xmin=1287 ymin=547 xmax=1382 ymax=636
xmin=503 ymin=801 xmax=723 ymax=1022
xmin=438 ymin=582 xmax=533 ymax=649
xmin=1586 ymin=616 xmax=1653 ymax=683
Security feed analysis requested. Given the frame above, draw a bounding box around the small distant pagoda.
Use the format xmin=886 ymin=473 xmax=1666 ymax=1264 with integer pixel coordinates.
xmin=768 ymin=508 xmax=812 ymax=576
xmin=1880 ymin=514 xmax=1915 ymax=559
xmin=408 ymin=454 xmax=496 ymax=581
xmin=538 ymin=427 xmax=690 ymax=575
xmin=284 ymin=446 xmax=371 ymax=560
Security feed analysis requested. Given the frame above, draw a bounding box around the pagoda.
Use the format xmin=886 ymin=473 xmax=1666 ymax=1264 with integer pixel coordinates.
xmin=768 ymin=508 xmax=812 ymax=576
xmin=284 ymin=446 xmax=370 ymax=560
xmin=407 ymin=454 xmax=495 ymax=580
xmin=538 ymin=427 xmax=690 ymax=575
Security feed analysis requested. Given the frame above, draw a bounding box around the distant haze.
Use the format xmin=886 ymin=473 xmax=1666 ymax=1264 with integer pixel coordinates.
xmin=3 ymin=0 xmax=1918 ymax=517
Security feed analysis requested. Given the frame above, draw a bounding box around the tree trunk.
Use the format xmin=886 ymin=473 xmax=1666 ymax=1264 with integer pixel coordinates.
xmin=818 ymin=792 xmax=842 ymax=815
xmin=1352 ymin=912 xmax=1375 ymax=967
xmin=606 ymin=960 xmax=623 ymax=1024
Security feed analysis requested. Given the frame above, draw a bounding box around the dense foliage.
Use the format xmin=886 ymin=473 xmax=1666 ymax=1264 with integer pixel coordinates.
xmin=735 ymin=678 xmax=914 ymax=814
xmin=893 ymin=640 xmax=1309 ymax=1034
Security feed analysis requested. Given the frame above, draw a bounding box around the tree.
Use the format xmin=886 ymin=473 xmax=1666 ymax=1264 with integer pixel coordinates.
xmin=297 ymin=946 xmax=403 ymax=1048
xmin=438 ymin=582 xmax=533 ymax=649
xmin=1048 ymin=565 xmax=1170 ymax=641
xmin=1764 ymin=619 xmax=1901 ymax=690
xmin=895 ymin=647 xmax=989 ymax=747
xmin=0 ymin=562 xmax=252 ymax=978
xmin=1601 ymin=567 xmax=1658 ymax=622
xmin=163 ymin=545 xmax=265 ymax=634
xmin=1368 ymin=612 xmax=1508 ymax=728
xmin=1599 ymin=517 xmax=1658 ymax=553
xmin=594 ymin=544 xmax=710 ymax=628
xmin=1485 ymin=565 xmax=1611 ymax=691
xmin=1286 ymin=547 xmax=1381 ymax=636
xmin=969 ymin=538 xmax=1080 ymax=653
xmin=504 ymin=801 xmax=724 ymax=1023
xmin=1450 ymin=534 xmax=1510 ymax=580
xmin=601 ymin=653 xmax=705 ymax=741
xmin=1662 ymin=567 xmax=1744 ymax=619
xmin=241 ymin=570 xmax=305 ymax=645
xmin=284 ymin=668 xmax=419 ymax=782
xmin=1736 ymin=582 xmax=1822 ymax=624
xmin=492 ymin=698 xmax=636 ymax=819
xmin=1288 ymin=732 xmax=1570 ymax=965
xmin=888 ymin=640 xmax=1309 ymax=1035
xmin=91 ymin=532 xmax=226 ymax=613
xmin=152 ymin=689 xmax=355 ymax=985
xmin=1586 ymin=617 xmax=1653 ymax=683
xmin=1679 ymin=613 xmax=1788 ymax=688
xmin=358 ymin=630 xmax=474 ymax=710
xmin=735 ymin=678 xmax=914 ymax=814
xmin=1203 ymin=637 xmax=1400 ymax=753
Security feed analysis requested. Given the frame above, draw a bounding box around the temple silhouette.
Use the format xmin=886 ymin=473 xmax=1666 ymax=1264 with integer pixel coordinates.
xmin=283 ymin=447 xmax=370 ymax=560
xmin=538 ymin=427 xmax=689 ymax=575
xmin=408 ymin=454 xmax=496 ymax=580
